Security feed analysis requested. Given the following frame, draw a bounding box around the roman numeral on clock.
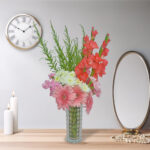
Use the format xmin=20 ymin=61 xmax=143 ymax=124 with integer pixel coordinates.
xmin=32 ymin=36 xmax=38 ymax=40
xmin=22 ymin=42 xmax=25 ymax=47
xmin=16 ymin=40 xmax=19 ymax=45
xmin=10 ymin=35 xmax=15 ymax=41
xmin=8 ymin=30 xmax=14 ymax=33
xmin=16 ymin=18 xmax=20 ymax=24
xmin=22 ymin=17 xmax=26 ymax=23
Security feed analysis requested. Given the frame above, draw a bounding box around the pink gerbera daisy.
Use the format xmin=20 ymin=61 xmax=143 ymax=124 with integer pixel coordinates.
xmin=72 ymin=86 xmax=88 ymax=107
xmin=85 ymin=92 xmax=93 ymax=114
xmin=54 ymin=86 xmax=76 ymax=110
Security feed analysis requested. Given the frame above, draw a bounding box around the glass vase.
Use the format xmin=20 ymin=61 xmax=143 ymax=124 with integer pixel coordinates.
xmin=66 ymin=106 xmax=82 ymax=143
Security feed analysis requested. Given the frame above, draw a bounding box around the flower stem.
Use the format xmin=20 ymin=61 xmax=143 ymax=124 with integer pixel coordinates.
xmin=68 ymin=107 xmax=81 ymax=139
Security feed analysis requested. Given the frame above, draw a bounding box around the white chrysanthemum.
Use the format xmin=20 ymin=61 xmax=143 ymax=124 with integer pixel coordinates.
xmin=54 ymin=70 xmax=75 ymax=85
xmin=75 ymin=79 xmax=82 ymax=85
xmin=63 ymin=75 xmax=76 ymax=86
xmin=54 ymin=70 xmax=91 ymax=92
xmin=79 ymin=82 xmax=90 ymax=93
xmin=54 ymin=70 xmax=67 ymax=82
xmin=69 ymin=71 xmax=76 ymax=77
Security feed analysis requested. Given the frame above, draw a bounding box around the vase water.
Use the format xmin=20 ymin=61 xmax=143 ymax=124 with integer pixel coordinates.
xmin=66 ymin=106 xmax=82 ymax=143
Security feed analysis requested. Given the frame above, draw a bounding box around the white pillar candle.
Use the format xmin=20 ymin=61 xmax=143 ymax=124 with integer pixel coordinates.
xmin=4 ymin=104 xmax=13 ymax=135
xmin=10 ymin=91 xmax=18 ymax=133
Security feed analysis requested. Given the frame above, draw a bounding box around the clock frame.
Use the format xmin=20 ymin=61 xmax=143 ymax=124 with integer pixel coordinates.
xmin=6 ymin=14 xmax=42 ymax=50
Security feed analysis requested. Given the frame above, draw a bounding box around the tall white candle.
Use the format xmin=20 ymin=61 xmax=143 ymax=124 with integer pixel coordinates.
xmin=4 ymin=104 xmax=13 ymax=135
xmin=10 ymin=91 xmax=18 ymax=133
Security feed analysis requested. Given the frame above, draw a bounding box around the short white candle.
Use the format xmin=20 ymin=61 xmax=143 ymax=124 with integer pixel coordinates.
xmin=4 ymin=104 xmax=13 ymax=135
xmin=10 ymin=91 xmax=18 ymax=133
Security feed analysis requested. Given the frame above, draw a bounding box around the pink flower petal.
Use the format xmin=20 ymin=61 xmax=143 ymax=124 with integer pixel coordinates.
xmin=54 ymin=85 xmax=76 ymax=110
xmin=42 ymin=80 xmax=51 ymax=89
xmin=71 ymin=86 xmax=88 ymax=107
xmin=86 ymin=92 xmax=93 ymax=114
xmin=48 ymin=73 xmax=55 ymax=79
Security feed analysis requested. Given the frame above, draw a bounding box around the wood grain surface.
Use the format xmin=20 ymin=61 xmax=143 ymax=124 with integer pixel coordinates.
xmin=0 ymin=129 xmax=150 ymax=150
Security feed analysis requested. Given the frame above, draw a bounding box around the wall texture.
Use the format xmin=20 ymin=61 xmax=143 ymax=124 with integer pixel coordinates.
xmin=0 ymin=0 xmax=150 ymax=129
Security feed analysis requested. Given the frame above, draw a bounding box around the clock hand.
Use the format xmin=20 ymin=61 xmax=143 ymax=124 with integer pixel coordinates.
xmin=24 ymin=25 xmax=31 ymax=32
xmin=24 ymin=24 xmax=36 ymax=32
xmin=11 ymin=24 xmax=24 ymax=32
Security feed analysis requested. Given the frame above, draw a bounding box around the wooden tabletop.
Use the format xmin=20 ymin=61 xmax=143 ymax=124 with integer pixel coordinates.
xmin=0 ymin=129 xmax=150 ymax=150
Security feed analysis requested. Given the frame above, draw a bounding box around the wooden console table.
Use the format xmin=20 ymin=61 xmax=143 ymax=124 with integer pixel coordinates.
xmin=0 ymin=129 xmax=150 ymax=150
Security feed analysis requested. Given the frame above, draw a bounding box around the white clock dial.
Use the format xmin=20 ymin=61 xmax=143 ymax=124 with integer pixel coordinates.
xmin=6 ymin=14 xmax=42 ymax=50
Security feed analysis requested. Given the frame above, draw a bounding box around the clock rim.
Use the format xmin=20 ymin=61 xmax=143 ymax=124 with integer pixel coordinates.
xmin=5 ymin=13 xmax=42 ymax=50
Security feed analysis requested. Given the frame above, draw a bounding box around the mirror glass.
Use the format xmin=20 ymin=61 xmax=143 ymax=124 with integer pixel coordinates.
xmin=113 ymin=51 xmax=150 ymax=129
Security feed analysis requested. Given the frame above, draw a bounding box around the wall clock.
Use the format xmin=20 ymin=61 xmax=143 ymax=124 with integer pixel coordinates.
xmin=6 ymin=14 xmax=42 ymax=50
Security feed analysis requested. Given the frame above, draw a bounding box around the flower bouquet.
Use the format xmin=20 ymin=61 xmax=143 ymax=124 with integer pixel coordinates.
xmin=36 ymin=23 xmax=110 ymax=143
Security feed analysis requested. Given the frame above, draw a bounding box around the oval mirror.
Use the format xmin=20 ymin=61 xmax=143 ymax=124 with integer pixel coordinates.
xmin=113 ymin=51 xmax=150 ymax=133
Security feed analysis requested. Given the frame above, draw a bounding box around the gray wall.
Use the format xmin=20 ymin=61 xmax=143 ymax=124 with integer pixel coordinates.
xmin=0 ymin=0 xmax=150 ymax=129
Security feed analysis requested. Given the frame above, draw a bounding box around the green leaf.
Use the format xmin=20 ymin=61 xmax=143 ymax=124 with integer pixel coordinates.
xmin=50 ymin=22 xmax=68 ymax=70
xmin=34 ymin=24 xmax=58 ymax=71
xmin=99 ymin=46 xmax=103 ymax=57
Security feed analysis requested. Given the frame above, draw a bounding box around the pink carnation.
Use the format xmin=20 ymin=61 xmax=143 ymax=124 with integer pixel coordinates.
xmin=42 ymin=80 xmax=51 ymax=89
xmin=54 ymin=85 xmax=76 ymax=110
xmin=42 ymin=79 xmax=61 ymax=97
xmin=48 ymin=73 xmax=55 ymax=79
xmin=71 ymin=86 xmax=88 ymax=107
xmin=91 ymin=77 xmax=101 ymax=97
xmin=49 ymin=80 xmax=61 ymax=96
xmin=85 ymin=92 xmax=93 ymax=114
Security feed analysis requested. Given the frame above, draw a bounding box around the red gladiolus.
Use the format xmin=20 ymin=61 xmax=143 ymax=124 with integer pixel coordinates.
xmin=77 ymin=72 xmax=89 ymax=82
xmin=101 ymin=48 xmax=109 ymax=57
xmin=93 ymin=71 xmax=98 ymax=80
xmin=90 ymin=58 xmax=108 ymax=80
xmin=84 ymin=35 xmax=89 ymax=43
xmin=83 ymin=48 xmax=92 ymax=56
xmin=94 ymin=53 xmax=101 ymax=63
xmin=78 ymin=57 xmax=90 ymax=69
xmin=75 ymin=66 xmax=83 ymax=76
xmin=76 ymin=28 xmax=110 ymax=83
xmin=84 ymin=40 xmax=98 ymax=51
xmin=102 ymin=36 xmax=110 ymax=49
xmin=96 ymin=59 xmax=108 ymax=77
xmin=83 ymin=34 xmax=99 ymax=56
xmin=87 ymin=53 xmax=101 ymax=70
xmin=102 ymin=59 xmax=108 ymax=66
xmin=75 ymin=66 xmax=89 ymax=82
xmin=75 ymin=57 xmax=91 ymax=82
xmin=91 ymin=27 xmax=98 ymax=39
xmin=102 ymin=41 xmax=107 ymax=49
xmin=87 ymin=54 xmax=94 ymax=67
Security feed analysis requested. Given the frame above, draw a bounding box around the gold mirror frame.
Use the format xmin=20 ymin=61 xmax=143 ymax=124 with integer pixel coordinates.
xmin=112 ymin=51 xmax=150 ymax=134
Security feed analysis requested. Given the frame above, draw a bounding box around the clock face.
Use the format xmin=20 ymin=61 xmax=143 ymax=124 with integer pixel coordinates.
xmin=6 ymin=14 xmax=42 ymax=50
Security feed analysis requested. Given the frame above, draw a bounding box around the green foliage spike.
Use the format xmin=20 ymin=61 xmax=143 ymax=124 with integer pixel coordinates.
xmin=34 ymin=24 xmax=58 ymax=72
xmin=99 ymin=46 xmax=103 ymax=57
xmin=35 ymin=23 xmax=83 ymax=72
xmin=80 ymin=25 xmax=86 ymax=58
xmin=105 ymin=34 xmax=109 ymax=43
xmin=50 ymin=22 xmax=68 ymax=70
xmin=99 ymin=34 xmax=109 ymax=57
